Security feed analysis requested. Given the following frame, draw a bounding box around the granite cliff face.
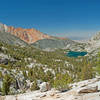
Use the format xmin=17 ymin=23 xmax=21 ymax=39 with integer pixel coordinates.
xmin=0 ymin=23 xmax=8 ymax=32
xmin=0 ymin=23 xmax=27 ymax=45
xmin=85 ymin=32 xmax=100 ymax=53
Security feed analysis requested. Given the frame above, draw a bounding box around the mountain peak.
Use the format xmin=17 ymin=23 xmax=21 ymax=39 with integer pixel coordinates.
xmin=0 ymin=23 xmax=51 ymax=43
xmin=0 ymin=22 xmax=69 ymax=44
xmin=0 ymin=23 xmax=8 ymax=32
xmin=7 ymin=25 xmax=52 ymax=43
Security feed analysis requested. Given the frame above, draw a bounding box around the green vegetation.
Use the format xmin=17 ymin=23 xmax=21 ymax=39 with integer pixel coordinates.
xmin=30 ymin=80 xmax=39 ymax=91
xmin=95 ymin=52 xmax=100 ymax=75
xmin=81 ymin=61 xmax=94 ymax=80
xmin=0 ymin=41 xmax=97 ymax=95
xmin=2 ymin=74 xmax=13 ymax=95
xmin=53 ymin=73 xmax=72 ymax=91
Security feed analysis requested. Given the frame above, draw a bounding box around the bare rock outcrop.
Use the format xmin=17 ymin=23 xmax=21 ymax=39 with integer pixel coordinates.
xmin=39 ymin=82 xmax=51 ymax=92
xmin=77 ymin=86 xmax=98 ymax=93
xmin=7 ymin=26 xmax=51 ymax=43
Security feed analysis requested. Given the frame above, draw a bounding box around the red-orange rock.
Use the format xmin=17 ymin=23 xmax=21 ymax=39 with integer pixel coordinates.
xmin=0 ymin=23 xmax=67 ymax=44
xmin=7 ymin=26 xmax=51 ymax=44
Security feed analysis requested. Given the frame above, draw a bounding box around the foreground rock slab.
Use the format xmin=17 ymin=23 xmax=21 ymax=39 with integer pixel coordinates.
xmin=1 ymin=77 xmax=100 ymax=100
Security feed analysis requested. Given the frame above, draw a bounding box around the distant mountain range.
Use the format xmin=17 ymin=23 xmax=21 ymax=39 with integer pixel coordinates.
xmin=0 ymin=22 xmax=100 ymax=52
xmin=0 ymin=22 xmax=83 ymax=50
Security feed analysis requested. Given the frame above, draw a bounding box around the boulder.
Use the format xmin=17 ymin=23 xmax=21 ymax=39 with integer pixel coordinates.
xmin=0 ymin=58 xmax=8 ymax=65
xmin=37 ymin=80 xmax=42 ymax=86
xmin=77 ymin=86 xmax=98 ymax=94
xmin=97 ymin=81 xmax=100 ymax=91
xmin=9 ymin=87 xmax=18 ymax=94
xmin=39 ymin=82 xmax=51 ymax=92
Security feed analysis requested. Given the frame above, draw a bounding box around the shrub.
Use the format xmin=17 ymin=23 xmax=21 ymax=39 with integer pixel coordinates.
xmin=2 ymin=74 xmax=13 ymax=95
xmin=81 ymin=60 xmax=94 ymax=80
xmin=53 ymin=73 xmax=72 ymax=91
xmin=30 ymin=80 xmax=39 ymax=91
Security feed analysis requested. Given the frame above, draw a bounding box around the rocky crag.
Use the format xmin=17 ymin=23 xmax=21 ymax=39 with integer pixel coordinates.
xmin=0 ymin=23 xmax=51 ymax=44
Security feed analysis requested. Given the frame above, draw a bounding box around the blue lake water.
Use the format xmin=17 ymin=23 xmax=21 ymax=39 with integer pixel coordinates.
xmin=67 ymin=51 xmax=87 ymax=57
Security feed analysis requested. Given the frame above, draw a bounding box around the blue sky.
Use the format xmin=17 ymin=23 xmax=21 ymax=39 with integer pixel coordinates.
xmin=0 ymin=0 xmax=100 ymax=40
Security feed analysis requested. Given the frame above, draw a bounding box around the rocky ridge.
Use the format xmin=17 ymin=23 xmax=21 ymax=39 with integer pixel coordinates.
xmin=7 ymin=26 xmax=51 ymax=43
xmin=0 ymin=22 xmax=86 ymax=51
xmin=0 ymin=23 xmax=51 ymax=43
xmin=84 ymin=32 xmax=100 ymax=54
xmin=1 ymin=22 xmax=100 ymax=53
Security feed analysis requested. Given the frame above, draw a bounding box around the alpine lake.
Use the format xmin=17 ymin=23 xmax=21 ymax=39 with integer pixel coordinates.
xmin=67 ymin=51 xmax=87 ymax=57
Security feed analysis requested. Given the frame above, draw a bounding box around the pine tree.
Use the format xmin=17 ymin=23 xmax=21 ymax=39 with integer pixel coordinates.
xmin=95 ymin=52 xmax=100 ymax=75
xmin=81 ymin=60 xmax=94 ymax=80
xmin=53 ymin=73 xmax=72 ymax=91
xmin=2 ymin=74 xmax=13 ymax=95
